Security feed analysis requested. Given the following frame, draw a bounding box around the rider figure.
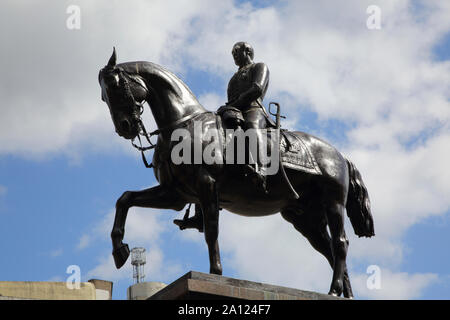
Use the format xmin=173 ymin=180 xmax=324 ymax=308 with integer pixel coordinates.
xmin=174 ymin=42 xmax=271 ymax=232
xmin=222 ymin=41 xmax=270 ymax=192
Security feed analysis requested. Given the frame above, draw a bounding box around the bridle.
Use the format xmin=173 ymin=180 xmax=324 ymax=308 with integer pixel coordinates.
xmin=111 ymin=66 xmax=157 ymax=168
xmin=115 ymin=67 xmax=206 ymax=168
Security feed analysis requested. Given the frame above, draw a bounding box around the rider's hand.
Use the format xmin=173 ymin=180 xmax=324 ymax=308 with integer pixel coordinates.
xmin=217 ymin=105 xmax=227 ymax=113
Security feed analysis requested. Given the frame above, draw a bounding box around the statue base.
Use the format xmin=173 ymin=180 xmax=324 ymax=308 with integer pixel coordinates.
xmin=148 ymin=271 xmax=343 ymax=300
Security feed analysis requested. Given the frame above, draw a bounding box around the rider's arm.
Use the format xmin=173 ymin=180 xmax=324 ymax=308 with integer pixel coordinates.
xmin=231 ymin=63 xmax=269 ymax=107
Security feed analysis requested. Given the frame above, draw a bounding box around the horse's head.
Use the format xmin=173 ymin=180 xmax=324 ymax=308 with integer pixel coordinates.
xmin=98 ymin=48 xmax=147 ymax=140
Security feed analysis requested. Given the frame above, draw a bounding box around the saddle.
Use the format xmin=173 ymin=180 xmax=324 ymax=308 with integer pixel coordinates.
xmin=217 ymin=104 xmax=277 ymax=129
xmin=215 ymin=106 xmax=322 ymax=176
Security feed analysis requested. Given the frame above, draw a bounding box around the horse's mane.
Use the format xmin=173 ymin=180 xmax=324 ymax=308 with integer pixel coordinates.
xmin=117 ymin=61 xmax=201 ymax=105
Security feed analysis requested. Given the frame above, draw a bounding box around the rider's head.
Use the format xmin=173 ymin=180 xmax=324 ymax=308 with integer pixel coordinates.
xmin=232 ymin=42 xmax=254 ymax=68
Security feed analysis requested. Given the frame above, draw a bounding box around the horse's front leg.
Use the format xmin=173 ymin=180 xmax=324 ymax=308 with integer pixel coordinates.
xmin=197 ymin=170 xmax=222 ymax=275
xmin=111 ymin=185 xmax=186 ymax=269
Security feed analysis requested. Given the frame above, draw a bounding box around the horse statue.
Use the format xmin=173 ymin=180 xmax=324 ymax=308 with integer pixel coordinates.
xmin=98 ymin=48 xmax=374 ymax=298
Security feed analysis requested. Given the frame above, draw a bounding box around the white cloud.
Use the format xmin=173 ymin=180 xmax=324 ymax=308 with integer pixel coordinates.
xmin=346 ymin=132 xmax=450 ymax=240
xmin=81 ymin=205 xmax=182 ymax=284
xmin=78 ymin=205 xmax=169 ymax=251
xmin=77 ymin=234 xmax=91 ymax=251
xmin=217 ymin=210 xmax=439 ymax=299
xmin=86 ymin=245 xmax=181 ymax=283
xmin=352 ymin=268 xmax=438 ymax=300
xmin=49 ymin=248 xmax=63 ymax=258
xmin=197 ymin=93 xmax=226 ymax=112
xmin=0 ymin=0 xmax=208 ymax=159
xmin=219 ymin=212 xmax=332 ymax=294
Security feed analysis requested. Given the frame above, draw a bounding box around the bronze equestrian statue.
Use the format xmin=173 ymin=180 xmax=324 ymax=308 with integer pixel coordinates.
xmin=98 ymin=45 xmax=374 ymax=298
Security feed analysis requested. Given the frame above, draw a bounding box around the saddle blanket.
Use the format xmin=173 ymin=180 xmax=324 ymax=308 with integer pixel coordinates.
xmin=280 ymin=131 xmax=322 ymax=175
xmin=212 ymin=113 xmax=322 ymax=176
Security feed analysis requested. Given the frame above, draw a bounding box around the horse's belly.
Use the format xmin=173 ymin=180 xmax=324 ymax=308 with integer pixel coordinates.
xmin=219 ymin=196 xmax=284 ymax=217
xmin=217 ymin=170 xmax=295 ymax=217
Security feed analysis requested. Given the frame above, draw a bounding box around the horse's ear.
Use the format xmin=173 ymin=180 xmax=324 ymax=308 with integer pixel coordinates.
xmin=107 ymin=47 xmax=117 ymax=67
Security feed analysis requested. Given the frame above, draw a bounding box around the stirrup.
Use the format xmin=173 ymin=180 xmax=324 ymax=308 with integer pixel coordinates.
xmin=249 ymin=169 xmax=268 ymax=194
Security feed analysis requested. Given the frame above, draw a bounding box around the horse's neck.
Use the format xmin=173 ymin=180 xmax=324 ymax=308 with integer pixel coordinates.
xmin=121 ymin=62 xmax=206 ymax=129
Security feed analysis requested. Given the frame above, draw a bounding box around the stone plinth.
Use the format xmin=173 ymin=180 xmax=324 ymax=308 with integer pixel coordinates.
xmin=127 ymin=282 xmax=167 ymax=300
xmin=149 ymin=271 xmax=343 ymax=300
xmin=0 ymin=281 xmax=96 ymax=300
xmin=0 ymin=279 xmax=113 ymax=300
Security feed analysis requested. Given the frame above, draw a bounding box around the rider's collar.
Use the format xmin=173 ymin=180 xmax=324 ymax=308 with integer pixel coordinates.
xmin=238 ymin=63 xmax=253 ymax=71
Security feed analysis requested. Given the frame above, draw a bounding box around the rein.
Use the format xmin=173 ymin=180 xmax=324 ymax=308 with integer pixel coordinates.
xmin=131 ymin=110 xmax=207 ymax=168
xmin=117 ymin=67 xmax=206 ymax=168
xmin=131 ymin=117 xmax=156 ymax=168
xmin=131 ymin=110 xmax=207 ymax=169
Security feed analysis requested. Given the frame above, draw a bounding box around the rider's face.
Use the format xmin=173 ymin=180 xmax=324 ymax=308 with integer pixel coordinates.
xmin=232 ymin=45 xmax=249 ymax=67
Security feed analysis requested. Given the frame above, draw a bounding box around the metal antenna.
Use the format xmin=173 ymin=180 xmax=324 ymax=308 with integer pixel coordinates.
xmin=131 ymin=247 xmax=146 ymax=284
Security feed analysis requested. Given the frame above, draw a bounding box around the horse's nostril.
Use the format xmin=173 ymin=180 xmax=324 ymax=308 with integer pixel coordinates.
xmin=120 ymin=119 xmax=130 ymax=133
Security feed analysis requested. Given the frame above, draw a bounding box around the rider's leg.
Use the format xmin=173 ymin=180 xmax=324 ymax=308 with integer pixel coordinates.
xmin=173 ymin=204 xmax=204 ymax=232
xmin=243 ymin=108 xmax=268 ymax=192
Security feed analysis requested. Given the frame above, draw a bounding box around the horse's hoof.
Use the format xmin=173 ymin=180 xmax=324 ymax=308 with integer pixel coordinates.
xmin=328 ymin=289 xmax=342 ymax=297
xmin=112 ymin=243 xmax=130 ymax=269
xmin=328 ymin=280 xmax=344 ymax=297
xmin=210 ymin=265 xmax=223 ymax=275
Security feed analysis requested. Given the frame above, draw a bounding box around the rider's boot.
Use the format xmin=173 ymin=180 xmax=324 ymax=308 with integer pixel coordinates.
xmin=250 ymin=169 xmax=267 ymax=194
xmin=173 ymin=204 xmax=204 ymax=232
xmin=244 ymin=130 xmax=269 ymax=194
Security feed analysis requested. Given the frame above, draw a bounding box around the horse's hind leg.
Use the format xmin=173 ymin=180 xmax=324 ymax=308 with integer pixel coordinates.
xmin=326 ymin=201 xmax=349 ymax=297
xmin=306 ymin=226 xmax=353 ymax=298
xmin=281 ymin=207 xmax=353 ymax=298
xmin=197 ymin=168 xmax=222 ymax=275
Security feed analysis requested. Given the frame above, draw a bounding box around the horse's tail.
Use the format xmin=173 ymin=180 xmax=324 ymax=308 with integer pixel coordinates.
xmin=345 ymin=158 xmax=375 ymax=237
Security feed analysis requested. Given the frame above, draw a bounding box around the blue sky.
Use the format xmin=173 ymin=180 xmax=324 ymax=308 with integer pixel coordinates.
xmin=0 ymin=0 xmax=449 ymax=300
